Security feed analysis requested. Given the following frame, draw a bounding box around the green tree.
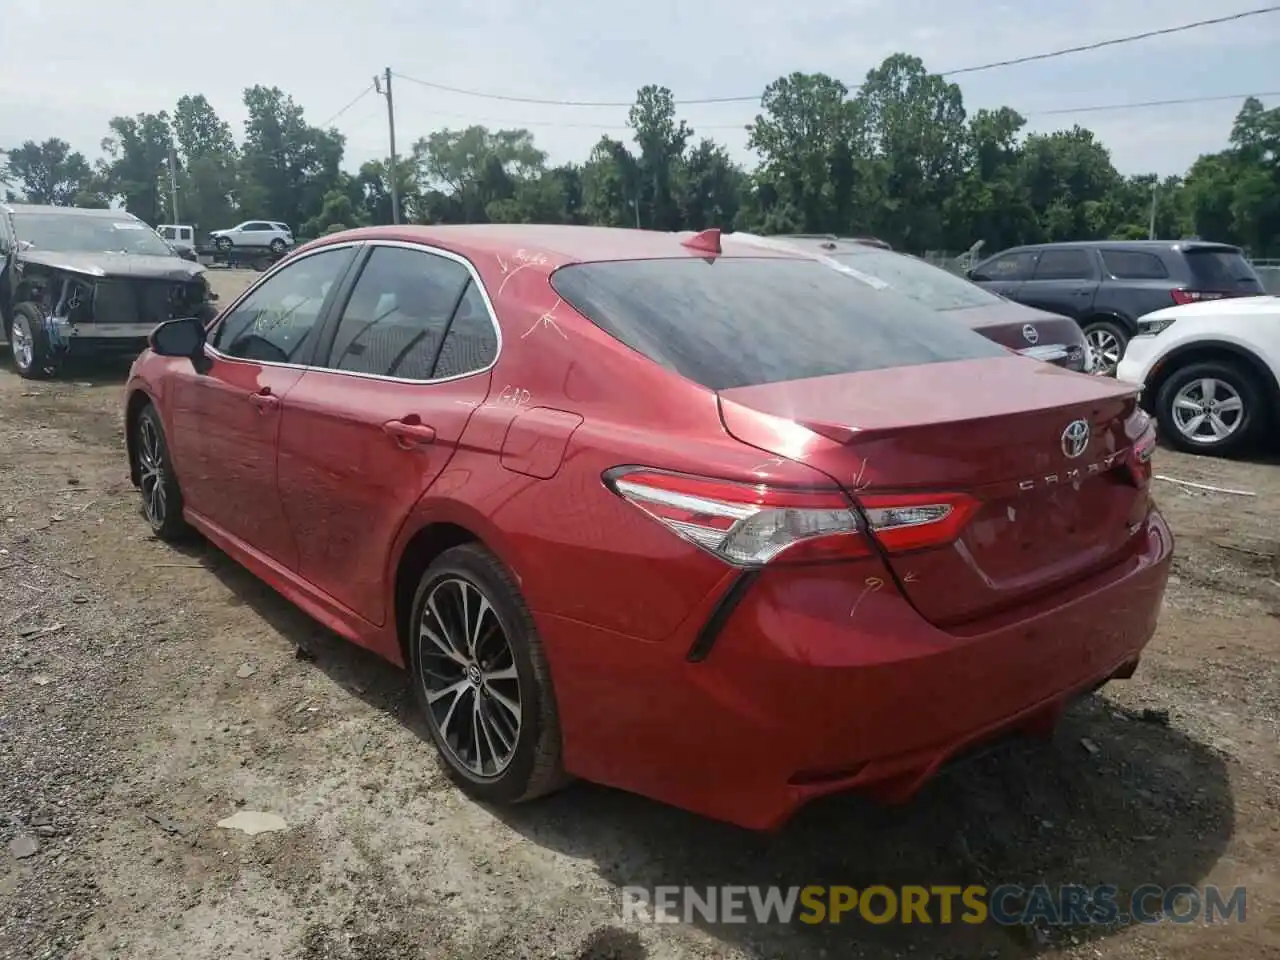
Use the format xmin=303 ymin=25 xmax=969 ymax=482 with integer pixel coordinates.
xmin=99 ymin=113 xmax=174 ymax=222
xmin=4 ymin=138 xmax=96 ymax=206
xmin=239 ymin=85 xmax=345 ymax=230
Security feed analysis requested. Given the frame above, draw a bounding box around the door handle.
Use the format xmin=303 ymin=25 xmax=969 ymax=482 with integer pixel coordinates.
xmin=383 ymin=419 xmax=436 ymax=448
xmin=248 ymin=390 xmax=278 ymax=411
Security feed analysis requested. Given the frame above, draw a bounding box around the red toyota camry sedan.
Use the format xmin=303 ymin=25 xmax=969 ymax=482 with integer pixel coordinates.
xmin=123 ymin=224 xmax=1173 ymax=830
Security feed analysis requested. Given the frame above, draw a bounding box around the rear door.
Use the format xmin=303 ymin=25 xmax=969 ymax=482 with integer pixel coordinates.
xmin=1018 ymin=247 xmax=1099 ymax=319
xmin=275 ymin=242 xmax=498 ymax=625
xmin=968 ymin=249 xmax=1036 ymax=298
xmin=552 ymin=256 xmax=1152 ymax=628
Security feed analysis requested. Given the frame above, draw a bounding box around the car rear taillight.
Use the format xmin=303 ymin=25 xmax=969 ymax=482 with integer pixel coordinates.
xmin=605 ymin=468 xmax=977 ymax=566
xmin=1125 ymin=412 xmax=1157 ymax=487
xmin=858 ymin=492 xmax=980 ymax=553
xmin=1170 ymin=289 xmax=1228 ymax=306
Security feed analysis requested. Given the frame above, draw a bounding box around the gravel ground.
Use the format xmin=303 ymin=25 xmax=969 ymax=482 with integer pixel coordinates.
xmin=1 ymin=269 xmax=1278 ymax=959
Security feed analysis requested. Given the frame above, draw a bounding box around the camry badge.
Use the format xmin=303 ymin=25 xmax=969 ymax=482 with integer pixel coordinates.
xmin=1061 ymin=419 xmax=1090 ymax=459
xmin=1022 ymin=323 xmax=1039 ymax=345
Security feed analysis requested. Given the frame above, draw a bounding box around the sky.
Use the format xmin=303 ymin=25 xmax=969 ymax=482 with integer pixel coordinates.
xmin=1 ymin=0 xmax=1278 ymax=179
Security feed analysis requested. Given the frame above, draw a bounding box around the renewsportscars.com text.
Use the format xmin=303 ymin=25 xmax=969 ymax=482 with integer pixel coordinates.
xmin=621 ymin=884 xmax=1247 ymax=926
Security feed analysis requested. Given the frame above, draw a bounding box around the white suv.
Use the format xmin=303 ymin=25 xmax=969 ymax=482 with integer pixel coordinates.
xmin=209 ymin=221 xmax=294 ymax=253
xmin=1116 ymin=295 xmax=1280 ymax=456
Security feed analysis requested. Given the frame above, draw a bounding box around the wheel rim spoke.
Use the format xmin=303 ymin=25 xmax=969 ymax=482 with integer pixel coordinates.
xmin=417 ymin=575 xmax=522 ymax=778
xmin=1172 ymin=378 xmax=1243 ymax=443
xmin=137 ymin=420 xmax=167 ymax=524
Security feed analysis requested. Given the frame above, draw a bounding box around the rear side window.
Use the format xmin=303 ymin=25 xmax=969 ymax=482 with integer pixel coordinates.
xmin=432 ymin=282 xmax=499 ymax=379
xmin=1183 ymin=249 xmax=1263 ymax=290
xmin=1101 ymin=250 xmax=1169 ymax=279
xmin=549 ymin=257 xmax=1007 ymax=391
xmin=1032 ymin=249 xmax=1093 ymax=280
xmin=322 ymin=246 xmax=471 ymax=380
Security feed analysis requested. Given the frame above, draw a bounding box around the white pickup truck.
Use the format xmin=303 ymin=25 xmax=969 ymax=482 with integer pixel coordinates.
xmin=156 ymin=224 xmax=198 ymax=260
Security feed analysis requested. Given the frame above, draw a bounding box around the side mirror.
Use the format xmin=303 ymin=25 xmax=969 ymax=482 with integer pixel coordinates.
xmin=150 ymin=316 xmax=211 ymax=373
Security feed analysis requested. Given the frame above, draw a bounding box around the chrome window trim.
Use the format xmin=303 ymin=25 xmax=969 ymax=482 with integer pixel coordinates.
xmin=204 ymin=238 xmax=504 ymax=386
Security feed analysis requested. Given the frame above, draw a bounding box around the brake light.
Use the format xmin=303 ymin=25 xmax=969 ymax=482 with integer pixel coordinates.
xmin=1171 ymin=289 xmax=1228 ymax=306
xmin=605 ymin=469 xmax=978 ymax=566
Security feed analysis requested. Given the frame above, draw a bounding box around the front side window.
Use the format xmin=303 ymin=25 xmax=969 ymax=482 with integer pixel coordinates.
xmin=320 ymin=246 xmax=472 ymax=380
xmin=971 ymin=251 xmax=1036 ymax=282
xmin=210 ymin=247 xmax=354 ymax=364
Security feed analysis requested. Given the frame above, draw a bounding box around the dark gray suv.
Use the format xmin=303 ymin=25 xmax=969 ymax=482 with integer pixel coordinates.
xmin=968 ymin=240 xmax=1266 ymax=376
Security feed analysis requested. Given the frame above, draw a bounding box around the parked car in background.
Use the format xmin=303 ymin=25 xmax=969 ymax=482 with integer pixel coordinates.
xmin=156 ymin=223 xmax=199 ymax=261
xmin=1116 ymin=294 xmax=1279 ymax=456
xmin=744 ymin=233 xmax=1092 ymax=373
xmin=968 ymin=241 xmax=1266 ymax=376
xmin=208 ymin=220 xmax=294 ymax=254
xmin=0 ymin=203 xmax=214 ymax=379
xmin=123 ymin=223 xmax=1171 ymax=830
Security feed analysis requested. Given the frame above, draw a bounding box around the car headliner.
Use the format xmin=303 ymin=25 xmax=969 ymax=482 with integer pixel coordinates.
xmin=298 ymin=224 xmax=810 ymax=267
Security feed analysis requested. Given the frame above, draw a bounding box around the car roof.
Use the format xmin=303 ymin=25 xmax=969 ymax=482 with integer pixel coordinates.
xmin=2 ymin=203 xmax=136 ymax=219
xmin=300 ymin=224 xmax=810 ymax=266
xmin=992 ymin=239 xmax=1242 ymax=255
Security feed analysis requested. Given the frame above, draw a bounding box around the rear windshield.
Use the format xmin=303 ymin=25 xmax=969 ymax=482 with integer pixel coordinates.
xmin=1184 ymin=249 xmax=1263 ymax=289
xmin=550 ymin=257 xmax=1008 ymax=391
xmin=829 ymin=250 xmax=1002 ymax=311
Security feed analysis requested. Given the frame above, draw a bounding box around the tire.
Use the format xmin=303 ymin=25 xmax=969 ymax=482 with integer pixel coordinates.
xmin=214 ymin=236 xmax=232 ymax=251
xmin=1154 ymin=360 xmax=1268 ymax=457
xmin=132 ymin=403 xmax=192 ymax=540
xmin=269 ymin=238 xmax=286 ymax=254
xmin=9 ymin=302 xmax=56 ymax=379
xmin=408 ymin=543 xmax=567 ymax=804
xmin=1081 ymin=319 xmax=1128 ymax=377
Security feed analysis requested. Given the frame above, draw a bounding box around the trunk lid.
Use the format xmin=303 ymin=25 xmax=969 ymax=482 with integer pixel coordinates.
xmin=718 ymin=355 xmax=1151 ymax=626
xmin=949 ymin=300 xmax=1088 ymax=371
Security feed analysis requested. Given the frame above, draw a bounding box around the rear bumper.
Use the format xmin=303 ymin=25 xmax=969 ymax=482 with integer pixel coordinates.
xmin=541 ymin=505 xmax=1173 ymax=830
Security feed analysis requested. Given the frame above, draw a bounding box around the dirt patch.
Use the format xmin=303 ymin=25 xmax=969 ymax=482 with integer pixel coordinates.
xmin=0 ymin=344 xmax=1277 ymax=959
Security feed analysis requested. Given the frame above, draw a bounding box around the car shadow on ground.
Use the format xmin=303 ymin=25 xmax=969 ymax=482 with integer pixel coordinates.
xmin=173 ymin=538 xmax=1236 ymax=960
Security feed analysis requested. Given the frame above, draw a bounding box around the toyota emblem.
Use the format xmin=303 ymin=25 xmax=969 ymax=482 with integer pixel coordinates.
xmin=1061 ymin=419 xmax=1090 ymax=459
xmin=1022 ymin=324 xmax=1039 ymax=345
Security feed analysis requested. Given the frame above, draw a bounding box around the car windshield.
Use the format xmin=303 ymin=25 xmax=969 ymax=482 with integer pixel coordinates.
xmin=551 ymin=257 xmax=1007 ymax=391
xmin=13 ymin=212 xmax=175 ymax=257
xmin=828 ymin=250 xmax=1002 ymax=311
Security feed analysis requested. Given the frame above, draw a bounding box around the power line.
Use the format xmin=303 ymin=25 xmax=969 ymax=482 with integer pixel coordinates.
xmin=1033 ymin=90 xmax=1280 ymax=117
xmin=390 ymin=6 xmax=1280 ymax=108
xmin=941 ymin=5 xmax=1280 ymax=77
xmin=318 ymin=84 xmax=374 ymax=128
xmin=390 ymin=90 xmax=1280 ymax=133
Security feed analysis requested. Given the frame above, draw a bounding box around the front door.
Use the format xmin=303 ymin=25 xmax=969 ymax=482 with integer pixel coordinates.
xmin=276 ymin=243 xmax=499 ymax=625
xmin=168 ymin=244 xmax=359 ymax=567
xmin=969 ymin=249 xmax=1037 ymax=299
xmin=1017 ymin=247 xmax=1099 ymax=319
